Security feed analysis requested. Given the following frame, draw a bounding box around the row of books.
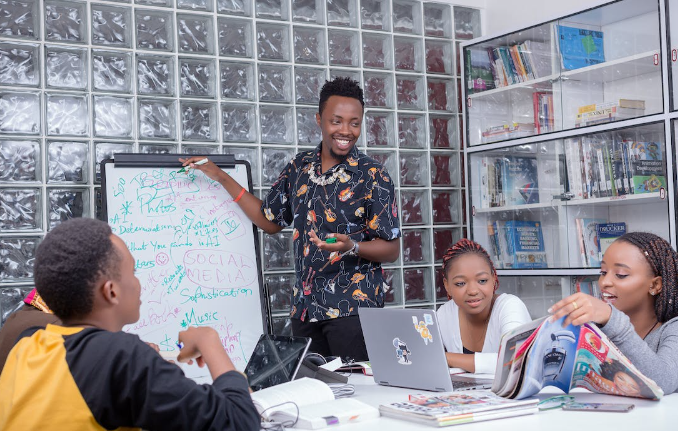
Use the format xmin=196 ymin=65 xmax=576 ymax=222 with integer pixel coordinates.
xmin=480 ymin=122 xmax=535 ymax=144
xmin=467 ymin=24 xmax=605 ymax=95
xmin=478 ymin=155 xmax=540 ymax=208
xmin=572 ymin=275 xmax=601 ymax=298
xmin=466 ymin=40 xmax=551 ymax=93
xmin=575 ymin=219 xmax=627 ymax=267
xmin=575 ymin=100 xmax=645 ymax=128
xmin=487 ymin=220 xmax=547 ymax=269
xmin=486 ymin=41 xmax=552 ymax=88
xmin=565 ymin=137 xmax=666 ymax=200
xmin=533 ymin=92 xmax=554 ymax=134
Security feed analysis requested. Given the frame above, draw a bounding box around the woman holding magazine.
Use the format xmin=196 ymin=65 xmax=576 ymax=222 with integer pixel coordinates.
xmin=549 ymin=232 xmax=678 ymax=394
xmin=437 ymin=239 xmax=532 ymax=374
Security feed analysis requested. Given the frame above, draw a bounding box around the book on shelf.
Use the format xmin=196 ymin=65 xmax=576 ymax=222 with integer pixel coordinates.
xmin=557 ymin=25 xmax=605 ymax=70
xmin=493 ymin=316 xmax=663 ymax=400
xmin=596 ymin=222 xmax=627 ymax=260
xmin=251 ymin=378 xmax=379 ymax=429
xmin=491 ymin=220 xmax=547 ymax=269
xmin=379 ymin=391 xmax=539 ymax=427
xmin=477 ymin=155 xmax=539 ymax=209
xmin=485 ymin=40 xmax=552 ymax=88
xmin=572 ymin=275 xmax=600 ymax=298
xmin=565 ymin=137 xmax=666 ymax=200
xmin=481 ymin=122 xmax=535 ymax=144
xmin=576 ymin=218 xmax=606 ymax=267
xmin=629 ymin=141 xmax=666 ymax=194
xmin=503 ymin=156 xmax=539 ymax=206
xmin=578 ymin=99 xmax=646 ymax=114
xmin=466 ymin=49 xmax=496 ymax=93
xmin=575 ymin=102 xmax=645 ymax=128
xmin=533 ymin=92 xmax=554 ymax=134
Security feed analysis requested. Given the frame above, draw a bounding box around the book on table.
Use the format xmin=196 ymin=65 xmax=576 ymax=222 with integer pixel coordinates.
xmin=379 ymin=391 xmax=538 ymax=427
xmin=250 ymin=378 xmax=379 ymax=429
xmin=492 ymin=316 xmax=663 ymax=400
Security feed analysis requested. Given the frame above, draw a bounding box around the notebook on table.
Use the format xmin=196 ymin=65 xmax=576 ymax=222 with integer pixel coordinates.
xmin=359 ymin=308 xmax=494 ymax=392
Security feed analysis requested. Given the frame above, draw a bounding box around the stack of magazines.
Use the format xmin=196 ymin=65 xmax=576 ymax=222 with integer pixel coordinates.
xmin=379 ymin=391 xmax=538 ymax=427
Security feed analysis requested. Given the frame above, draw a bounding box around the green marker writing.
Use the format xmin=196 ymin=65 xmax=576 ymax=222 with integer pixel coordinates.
xmin=325 ymin=237 xmax=337 ymax=244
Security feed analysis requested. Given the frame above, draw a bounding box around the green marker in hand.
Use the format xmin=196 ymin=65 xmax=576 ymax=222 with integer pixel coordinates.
xmin=325 ymin=237 xmax=337 ymax=244
xmin=177 ymin=158 xmax=208 ymax=174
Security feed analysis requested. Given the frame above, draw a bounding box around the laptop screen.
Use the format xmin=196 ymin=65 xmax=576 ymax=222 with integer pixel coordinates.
xmin=244 ymin=334 xmax=311 ymax=391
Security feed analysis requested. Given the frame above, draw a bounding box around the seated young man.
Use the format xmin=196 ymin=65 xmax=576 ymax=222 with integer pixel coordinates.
xmin=0 ymin=218 xmax=260 ymax=431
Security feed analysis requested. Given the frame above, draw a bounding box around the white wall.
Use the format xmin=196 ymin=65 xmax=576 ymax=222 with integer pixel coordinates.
xmin=484 ymin=0 xmax=616 ymax=37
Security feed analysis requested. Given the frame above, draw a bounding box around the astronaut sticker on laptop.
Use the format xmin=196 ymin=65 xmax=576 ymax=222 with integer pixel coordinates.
xmin=393 ymin=338 xmax=412 ymax=364
xmin=413 ymin=315 xmax=434 ymax=345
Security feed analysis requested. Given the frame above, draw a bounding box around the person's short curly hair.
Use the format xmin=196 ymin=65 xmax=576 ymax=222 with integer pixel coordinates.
xmin=318 ymin=77 xmax=364 ymax=115
xmin=34 ymin=218 xmax=121 ymax=321
xmin=599 ymin=358 xmax=655 ymax=398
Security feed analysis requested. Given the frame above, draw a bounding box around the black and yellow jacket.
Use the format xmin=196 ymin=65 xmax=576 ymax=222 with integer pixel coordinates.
xmin=0 ymin=324 xmax=260 ymax=431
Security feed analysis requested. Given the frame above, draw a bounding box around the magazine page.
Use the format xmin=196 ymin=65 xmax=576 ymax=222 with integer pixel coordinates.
xmin=492 ymin=317 xmax=546 ymax=395
xmin=570 ymin=323 xmax=663 ymax=400
xmin=514 ymin=317 xmax=581 ymax=399
xmin=498 ymin=326 xmax=542 ymax=398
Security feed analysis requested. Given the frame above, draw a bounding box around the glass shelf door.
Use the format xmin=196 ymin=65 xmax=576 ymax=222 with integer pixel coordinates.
xmin=468 ymin=122 xmax=670 ymax=269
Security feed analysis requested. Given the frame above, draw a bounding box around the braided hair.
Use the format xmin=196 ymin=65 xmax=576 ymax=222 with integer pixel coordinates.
xmin=615 ymin=232 xmax=678 ymax=323
xmin=441 ymin=238 xmax=499 ymax=292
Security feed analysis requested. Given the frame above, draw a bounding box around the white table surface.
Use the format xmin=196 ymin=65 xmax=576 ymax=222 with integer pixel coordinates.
xmin=310 ymin=373 xmax=676 ymax=431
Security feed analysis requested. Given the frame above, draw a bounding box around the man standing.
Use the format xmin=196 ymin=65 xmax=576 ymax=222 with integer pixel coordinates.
xmin=181 ymin=77 xmax=401 ymax=361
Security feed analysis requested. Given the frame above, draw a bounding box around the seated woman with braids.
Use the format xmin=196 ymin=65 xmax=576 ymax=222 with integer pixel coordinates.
xmin=437 ymin=239 xmax=532 ymax=374
xmin=550 ymin=231 xmax=678 ymax=394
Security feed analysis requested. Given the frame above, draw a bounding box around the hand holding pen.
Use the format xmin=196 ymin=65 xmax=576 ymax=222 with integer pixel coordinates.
xmin=178 ymin=157 xmax=224 ymax=183
xmin=177 ymin=157 xmax=208 ymax=173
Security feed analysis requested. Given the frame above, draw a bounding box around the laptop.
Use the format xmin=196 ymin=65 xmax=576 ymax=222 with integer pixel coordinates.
xmin=244 ymin=334 xmax=311 ymax=392
xmin=359 ymin=308 xmax=494 ymax=392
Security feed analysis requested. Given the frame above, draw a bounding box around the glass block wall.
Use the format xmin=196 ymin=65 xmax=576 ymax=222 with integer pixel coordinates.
xmin=0 ymin=0 xmax=481 ymax=330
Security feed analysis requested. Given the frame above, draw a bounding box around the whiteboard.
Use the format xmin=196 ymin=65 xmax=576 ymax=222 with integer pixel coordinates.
xmin=101 ymin=154 xmax=267 ymax=377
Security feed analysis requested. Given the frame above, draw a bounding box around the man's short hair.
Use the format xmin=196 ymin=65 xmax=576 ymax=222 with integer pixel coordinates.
xmin=318 ymin=77 xmax=364 ymax=115
xmin=34 ymin=218 xmax=121 ymax=321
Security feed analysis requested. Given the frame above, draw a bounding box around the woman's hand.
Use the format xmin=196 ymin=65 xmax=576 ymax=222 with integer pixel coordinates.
xmin=548 ymin=292 xmax=612 ymax=327
xmin=178 ymin=157 xmax=224 ymax=183
xmin=308 ymin=231 xmax=354 ymax=254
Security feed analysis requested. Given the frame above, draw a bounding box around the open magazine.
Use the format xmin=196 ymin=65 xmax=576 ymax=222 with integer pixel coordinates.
xmin=492 ymin=316 xmax=663 ymax=400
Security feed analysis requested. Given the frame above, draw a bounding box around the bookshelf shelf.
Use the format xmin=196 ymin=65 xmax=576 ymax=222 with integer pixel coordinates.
xmin=462 ymin=0 xmax=674 ymax=318
xmin=474 ymin=202 xmax=558 ymax=214
xmin=560 ymin=50 xmax=659 ymax=84
xmin=468 ymin=74 xmax=557 ymax=99
xmin=563 ymin=192 xmax=663 ymax=208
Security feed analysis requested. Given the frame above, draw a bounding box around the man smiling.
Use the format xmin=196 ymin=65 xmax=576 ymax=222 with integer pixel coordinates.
xmin=181 ymin=77 xmax=401 ymax=361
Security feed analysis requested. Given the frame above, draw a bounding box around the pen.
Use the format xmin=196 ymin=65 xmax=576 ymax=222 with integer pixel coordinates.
xmin=176 ymin=341 xmax=184 ymax=350
xmin=177 ymin=158 xmax=209 ymax=173
xmin=325 ymin=237 xmax=337 ymax=244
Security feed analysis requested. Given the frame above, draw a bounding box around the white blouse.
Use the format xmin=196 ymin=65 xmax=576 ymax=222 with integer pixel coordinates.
xmin=436 ymin=293 xmax=532 ymax=374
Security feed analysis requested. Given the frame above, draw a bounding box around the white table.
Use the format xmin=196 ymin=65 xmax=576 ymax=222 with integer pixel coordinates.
xmin=313 ymin=374 xmax=677 ymax=431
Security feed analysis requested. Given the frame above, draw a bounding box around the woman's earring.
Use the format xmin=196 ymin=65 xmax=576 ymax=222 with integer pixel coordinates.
xmin=650 ymin=291 xmax=656 ymax=296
